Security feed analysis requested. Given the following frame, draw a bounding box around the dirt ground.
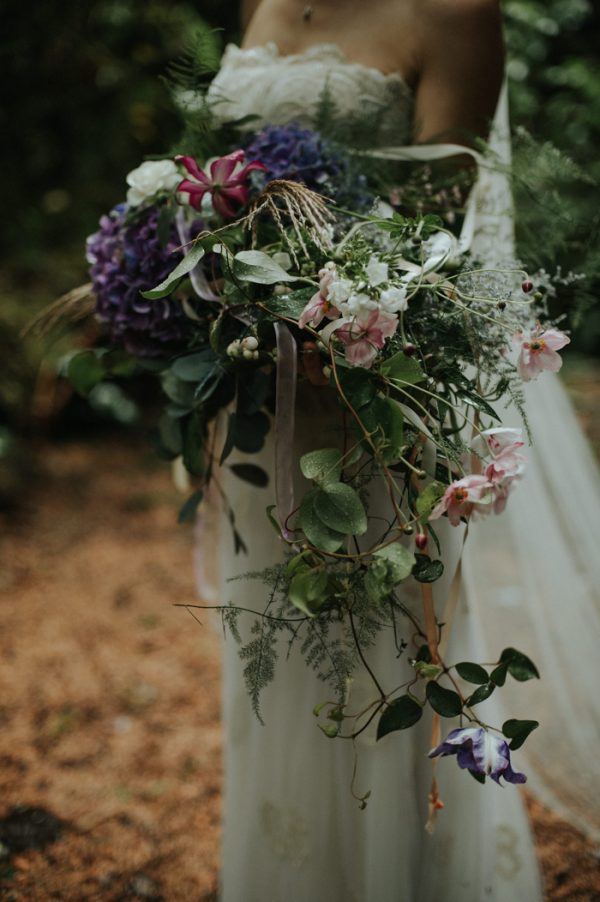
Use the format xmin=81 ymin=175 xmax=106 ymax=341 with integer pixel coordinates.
xmin=1 ymin=362 xmax=600 ymax=900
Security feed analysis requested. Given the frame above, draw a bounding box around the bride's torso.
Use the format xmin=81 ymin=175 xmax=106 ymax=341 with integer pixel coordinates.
xmin=207 ymin=42 xmax=414 ymax=145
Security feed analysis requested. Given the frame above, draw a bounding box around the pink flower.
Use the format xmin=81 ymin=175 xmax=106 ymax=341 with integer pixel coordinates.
xmin=430 ymin=475 xmax=493 ymax=526
xmin=298 ymin=267 xmax=340 ymax=330
xmin=473 ymin=427 xmax=523 ymax=456
xmin=485 ymin=443 xmax=526 ymax=514
xmin=513 ymin=326 xmax=570 ymax=382
xmin=335 ymin=309 xmax=398 ymax=368
xmin=175 ymin=151 xmax=266 ymax=220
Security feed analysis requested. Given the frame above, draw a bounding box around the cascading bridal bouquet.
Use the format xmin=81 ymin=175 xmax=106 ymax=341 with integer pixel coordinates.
xmin=40 ymin=91 xmax=572 ymax=814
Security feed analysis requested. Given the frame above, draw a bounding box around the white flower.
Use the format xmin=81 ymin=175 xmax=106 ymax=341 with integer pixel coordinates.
xmin=379 ymin=286 xmax=408 ymax=313
xmin=422 ymin=232 xmax=459 ymax=271
xmin=365 ymin=256 xmax=389 ymax=286
xmin=126 ymin=159 xmax=181 ymax=207
xmin=327 ymin=278 xmax=354 ymax=306
xmin=341 ymin=292 xmax=378 ymax=315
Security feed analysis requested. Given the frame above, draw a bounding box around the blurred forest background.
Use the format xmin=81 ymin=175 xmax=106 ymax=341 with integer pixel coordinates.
xmin=1 ymin=0 xmax=599 ymax=499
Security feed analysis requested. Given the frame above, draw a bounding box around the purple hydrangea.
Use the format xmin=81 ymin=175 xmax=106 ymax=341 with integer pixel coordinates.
xmin=244 ymin=123 xmax=372 ymax=209
xmin=87 ymin=204 xmax=193 ymax=358
xmin=429 ymin=726 xmax=527 ymax=785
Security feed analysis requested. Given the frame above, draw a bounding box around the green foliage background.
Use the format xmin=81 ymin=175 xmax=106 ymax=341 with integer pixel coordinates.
xmin=0 ymin=0 xmax=598 ymax=487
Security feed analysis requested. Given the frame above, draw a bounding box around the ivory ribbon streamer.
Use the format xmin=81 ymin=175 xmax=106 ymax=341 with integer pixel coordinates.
xmin=274 ymin=322 xmax=298 ymax=537
xmin=175 ymin=209 xmax=220 ymax=301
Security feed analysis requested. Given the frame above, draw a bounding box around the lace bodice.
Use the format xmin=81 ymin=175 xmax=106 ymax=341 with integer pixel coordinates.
xmin=207 ymin=42 xmax=413 ymax=143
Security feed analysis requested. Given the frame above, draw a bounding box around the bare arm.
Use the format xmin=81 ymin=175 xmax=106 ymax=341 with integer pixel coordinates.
xmin=240 ymin=0 xmax=262 ymax=30
xmin=412 ymin=0 xmax=504 ymax=143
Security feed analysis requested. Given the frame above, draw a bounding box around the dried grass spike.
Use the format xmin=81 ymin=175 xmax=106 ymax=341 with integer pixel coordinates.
xmin=21 ymin=283 xmax=95 ymax=339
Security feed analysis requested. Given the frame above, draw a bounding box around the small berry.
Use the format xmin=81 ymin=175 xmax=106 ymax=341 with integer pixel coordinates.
xmin=534 ymin=291 xmax=543 ymax=301
xmin=242 ymin=348 xmax=254 ymax=361
xmin=415 ymin=533 xmax=428 ymax=550
xmin=403 ymin=343 xmax=416 ymax=356
xmin=402 ymin=524 xmax=414 ymax=535
xmin=521 ymin=280 xmax=534 ymax=293
xmin=497 ymin=301 xmax=507 ymax=311
xmin=242 ymin=336 xmax=258 ymax=351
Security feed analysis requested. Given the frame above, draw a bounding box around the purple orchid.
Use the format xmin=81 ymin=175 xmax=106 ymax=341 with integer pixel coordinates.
xmin=429 ymin=726 xmax=527 ymax=785
xmin=175 ymin=150 xmax=266 ymax=220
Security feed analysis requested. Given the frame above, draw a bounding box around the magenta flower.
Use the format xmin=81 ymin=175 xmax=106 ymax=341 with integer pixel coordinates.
xmin=175 ymin=150 xmax=266 ymax=220
xmin=513 ymin=326 xmax=570 ymax=382
xmin=335 ymin=309 xmax=398 ymax=368
xmin=299 ymin=267 xmax=340 ymax=330
xmin=429 ymin=727 xmax=527 ymax=785
xmin=430 ymin=474 xmax=492 ymax=526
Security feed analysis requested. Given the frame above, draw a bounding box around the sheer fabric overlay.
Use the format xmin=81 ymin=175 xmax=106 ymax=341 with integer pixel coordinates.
xmin=195 ymin=40 xmax=598 ymax=902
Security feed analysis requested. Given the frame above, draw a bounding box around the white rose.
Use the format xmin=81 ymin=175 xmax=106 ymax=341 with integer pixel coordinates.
xmin=379 ymin=286 xmax=408 ymax=313
xmin=126 ymin=159 xmax=181 ymax=207
xmin=327 ymin=278 xmax=354 ymax=306
xmin=365 ymin=256 xmax=389 ymax=286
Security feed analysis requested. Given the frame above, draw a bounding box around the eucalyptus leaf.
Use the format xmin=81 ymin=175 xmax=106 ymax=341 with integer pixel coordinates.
xmin=171 ymin=350 xmax=218 ymax=382
xmin=288 ymin=567 xmax=329 ymax=617
xmin=232 ymin=250 xmax=298 ymax=285
xmin=300 ymin=449 xmax=343 ymax=486
xmin=298 ymin=490 xmax=346 ymax=553
xmin=313 ymin=483 xmax=368 ymax=535
xmin=141 ymin=242 xmax=205 ymax=300
xmin=426 ymin=682 xmax=463 ymax=717
xmin=377 ymin=695 xmax=423 ymax=740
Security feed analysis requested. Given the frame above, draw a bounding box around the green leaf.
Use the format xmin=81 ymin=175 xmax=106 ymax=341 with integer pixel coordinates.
xmin=415 ymin=481 xmax=446 ymax=521
xmin=158 ymin=414 xmax=183 ymax=456
xmin=469 ymin=770 xmax=486 ymax=785
xmin=300 ymin=449 xmax=343 ymax=486
xmin=500 ymin=647 xmax=540 ymax=682
xmin=318 ymin=723 xmax=339 ymax=738
xmin=412 ymin=554 xmax=444 ymax=583
xmin=377 ymin=696 xmax=423 ymax=740
xmin=374 ymin=543 xmax=416 ymax=581
xmin=171 ymin=351 xmax=218 ymax=382
xmin=338 ymin=367 xmax=377 ymax=410
xmin=232 ymin=250 xmax=297 ymax=284
xmin=141 ymin=242 xmax=205 ymax=299
xmin=229 ymin=464 xmax=269 ymax=487
xmin=289 ymin=568 xmax=329 ymax=617
xmin=467 ymin=682 xmax=496 ymax=706
xmin=313 ymin=483 xmax=368 ymax=535
xmin=177 ymin=490 xmax=204 ymax=524
xmin=456 ymin=389 xmax=500 ymax=422
xmin=182 ymin=411 xmax=205 ymax=477
xmin=266 ymin=286 xmax=315 ymax=320
xmin=358 ymin=396 xmax=404 ymax=462
xmin=455 ymin=662 xmax=489 ymax=685
xmin=502 ymin=719 xmax=539 ymax=751
xmin=426 ymin=682 xmax=463 ymax=717
xmin=490 ymin=662 xmax=509 ymax=687
xmin=67 ymin=351 xmax=106 ymax=395
xmin=382 ymin=352 xmax=426 ymax=385
xmin=230 ymin=411 xmax=271 ymax=454
xmin=161 ymin=371 xmax=197 ymax=409
xmin=298 ymin=490 xmax=346 ymax=553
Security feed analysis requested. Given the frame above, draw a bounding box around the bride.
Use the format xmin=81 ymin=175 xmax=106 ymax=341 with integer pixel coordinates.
xmin=195 ymin=1 xmax=600 ymax=899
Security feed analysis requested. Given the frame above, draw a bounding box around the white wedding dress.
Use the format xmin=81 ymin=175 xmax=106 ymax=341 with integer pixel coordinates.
xmin=196 ymin=42 xmax=600 ymax=902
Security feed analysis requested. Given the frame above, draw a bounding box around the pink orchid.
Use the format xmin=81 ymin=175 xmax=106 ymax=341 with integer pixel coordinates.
xmin=298 ymin=267 xmax=340 ymax=330
xmin=430 ymin=475 xmax=493 ymax=526
xmin=513 ymin=326 xmax=570 ymax=382
xmin=335 ymin=309 xmax=398 ymax=368
xmin=473 ymin=427 xmax=523 ymax=456
xmin=175 ymin=150 xmax=266 ymax=220
xmin=485 ymin=443 xmax=526 ymax=514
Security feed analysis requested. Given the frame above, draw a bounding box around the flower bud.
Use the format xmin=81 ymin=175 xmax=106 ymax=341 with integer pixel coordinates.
xmin=322 ymin=365 xmax=332 ymax=378
xmin=521 ymin=280 xmax=534 ymax=293
xmin=415 ymin=533 xmax=428 ymax=550
xmin=274 ymin=284 xmax=287 ymax=296
xmin=403 ymin=343 xmax=416 ymax=356
xmin=402 ymin=524 xmax=414 ymax=535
